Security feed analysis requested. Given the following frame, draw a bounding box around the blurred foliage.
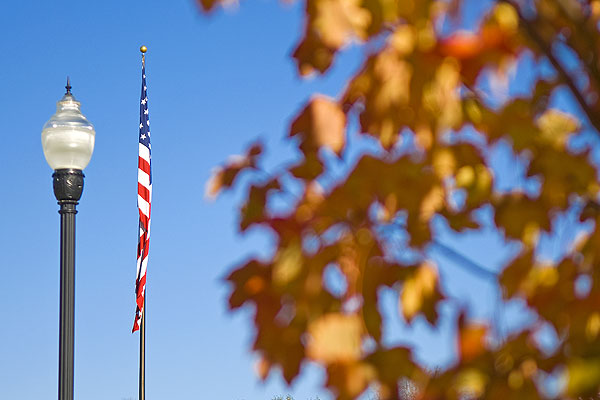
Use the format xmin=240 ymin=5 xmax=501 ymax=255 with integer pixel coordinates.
xmin=201 ymin=0 xmax=600 ymax=398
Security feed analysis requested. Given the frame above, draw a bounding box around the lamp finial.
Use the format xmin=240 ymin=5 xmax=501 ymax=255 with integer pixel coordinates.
xmin=65 ymin=77 xmax=72 ymax=95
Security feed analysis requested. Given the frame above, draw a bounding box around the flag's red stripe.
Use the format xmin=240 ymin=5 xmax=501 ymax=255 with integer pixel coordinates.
xmin=138 ymin=183 xmax=150 ymax=202
xmin=136 ymin=276 xmax=147 ymax=303
xmin=138 ymin=157 xmax=151 ymax=175
xmin=137 ymin=236 xmax=147 ymax=257
xmin=139 ymin=212 xmax=149 ymax=229
xmin=136 ymin=275 xmax=146 ymax=299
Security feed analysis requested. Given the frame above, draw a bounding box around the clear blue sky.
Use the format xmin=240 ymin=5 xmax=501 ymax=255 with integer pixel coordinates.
xmin=0 ymin=1 xmax=586 ymax=399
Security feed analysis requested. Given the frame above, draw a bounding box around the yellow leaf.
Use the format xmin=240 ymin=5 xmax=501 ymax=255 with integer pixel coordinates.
xmin=313 ymin=0 xmax=371 ymax=48
xmin=400 ymin=262 xmax=441 ymax=323
xmin=536 ymin=109 xmax=579 ymax=150
xmin=586 ymin=312 xmax=600 ymax=341
xmin=475 ymin=164 xmax=492 ymax=193
xmin=453 ymin=368 xmax=488 ymax=398
xmin=455 ymin=165 xmax=475 ymax=187
xmin=419 ymin=185 xmax=444 ymax=221
xmin=373 ymin=52 xmax=412 ymax=109
xmin=273 ymin=241 xmax=303 ymax=286
xmin=432 ymin=148 xmax=456 ymax=179
xmin=422 ymin=58 xmax=462 ymax=131
xmin=389 ymin=25 xmax=415 ymax=56
xmin=567 ymin=358 xmax=600 ymax=396
xmin=493 ymin=3 xmax=518 ymax=33
xmin=307 ymin=313 xmax=362 ymax=363
xmin=593 ymin=0 xmax=600 ymax=18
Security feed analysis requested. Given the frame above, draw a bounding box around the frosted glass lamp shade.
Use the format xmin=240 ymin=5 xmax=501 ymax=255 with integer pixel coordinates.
xmin=42 ymin=93 xmax=95 ymax=170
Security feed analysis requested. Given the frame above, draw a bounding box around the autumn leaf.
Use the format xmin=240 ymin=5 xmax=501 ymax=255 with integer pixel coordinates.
xmin=494 ymin=193 xmax=551 ymax=245
xmin=196 ymin=0 xmax=219 ymax=12
xmin=239 ymin=178 xmax=280 ymax=231
xmin=536 ymin=109 xmax=579 ymax=150
xmin=306 ymin=313 xmax=362 ymax=363
xmin=566 ymin=358 xmax=600 ymax=397
xmin=312 ymin=0 xmax=371 ymax=48
xmin=205 ymin=142 xmax=263 ymax=199
xmin=272 ymin=240 xmax=303 ymax=287
xmin=365 ymin=347 xmax=418 ymax=388
xmin=290 ymin=95 xmax=347 ymax=156
xmin=325 ymin=362 xmax=375 ymax=399
xmin=292 ymin=29 xmax=336 ymax=75
xmin=458 ymin=318 xmax=487 ymax=362
xmin=499 ymin=250 xmax=534 ymax=299
xmin=400 ymin=261 xmax=444 ymax=324
xmin=438 ymin=31 xmax=484 ymax=60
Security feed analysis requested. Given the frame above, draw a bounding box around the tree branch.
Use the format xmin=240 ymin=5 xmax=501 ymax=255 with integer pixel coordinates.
xmin=431 ymin=240 xmax=498 ymax=279
xmin=499 ymin=0 xmax=600 ymax=133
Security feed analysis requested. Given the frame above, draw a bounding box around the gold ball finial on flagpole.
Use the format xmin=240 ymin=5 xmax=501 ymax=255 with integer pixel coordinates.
xmin=140 ymin=45 xmax=147 ymax=54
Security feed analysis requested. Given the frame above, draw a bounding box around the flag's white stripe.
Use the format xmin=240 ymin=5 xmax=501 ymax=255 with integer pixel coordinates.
xmin=138 ymin=196 xmax=150 ymax=217
xmin=139 ymin=143 xmax=150 ymax=160
xmin=138 ymin=169 xmax=150 ymax=188
xmin=138 ymin=192 xmax=150 ymax=209
xmin=139 ymin=258 xmax=148 ymax=279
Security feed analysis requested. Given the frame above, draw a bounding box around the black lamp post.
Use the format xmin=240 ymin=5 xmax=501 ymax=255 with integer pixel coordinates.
xmin=42 ymin=79 xmax=95 ymax=400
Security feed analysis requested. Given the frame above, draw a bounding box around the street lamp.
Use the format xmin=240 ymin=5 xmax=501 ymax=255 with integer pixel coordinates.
xmin=42 ymin=78 xmax=95 ymax=400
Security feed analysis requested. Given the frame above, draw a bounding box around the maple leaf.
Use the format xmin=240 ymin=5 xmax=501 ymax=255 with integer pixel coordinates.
xmin=312 ymin=0 xmax=371 ymax=48
xmin=290 ymin=95 xmax=347 ymax=156
xmin=205 ymin=142 xmax=263 ymax=199
xmin=494 ymin=193 xmax=551 ymax=245
xmin=306 ymin=313 xmax=362 ymax=363
xmin=400 ymin=261 xmax=444 ymax=325
xmin=458 ymin=317 xmax=488 ymax=363
xmin=239 ymin=178 xmax=280 ymax=231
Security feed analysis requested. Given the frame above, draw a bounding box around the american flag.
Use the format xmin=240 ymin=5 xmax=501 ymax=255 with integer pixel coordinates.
xmin=133 ymin=56 xmax=152 ymax=333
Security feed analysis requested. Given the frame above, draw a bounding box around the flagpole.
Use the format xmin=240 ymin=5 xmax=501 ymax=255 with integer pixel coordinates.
xmin=138 ymin=45 xmax=147 ymax=400
xmin=139 ymin=299 xmax=145 ymax=400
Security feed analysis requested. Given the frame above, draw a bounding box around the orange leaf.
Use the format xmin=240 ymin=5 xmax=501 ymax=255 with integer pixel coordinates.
xmin=205 ymin=142 xmax=263 ymax=199
xmin=313 ymin=0 xmax=371 ymax=48
xmin=290 ymin=96 xmax=347 ymax=156
xmin=458 ymin=318 xmax=487 ymax=362
xmin=307 ymin=313 xmax=362 ymax=363
xmin=438 ymin=31 xmax=484 ymax=60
